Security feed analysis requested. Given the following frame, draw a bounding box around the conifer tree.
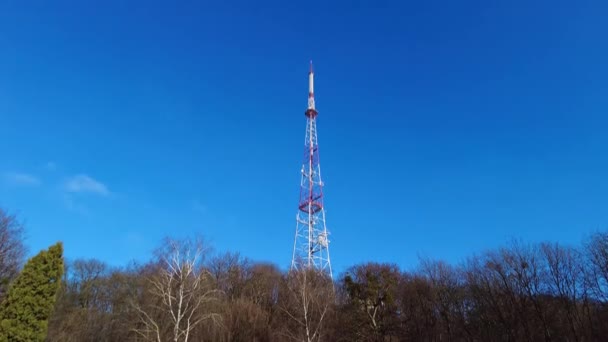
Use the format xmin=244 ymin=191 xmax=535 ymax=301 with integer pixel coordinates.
xmin=0 ymin=242 xmax=64 ymax=342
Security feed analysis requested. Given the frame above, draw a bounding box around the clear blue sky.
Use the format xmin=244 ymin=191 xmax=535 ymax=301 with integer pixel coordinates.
xmin=1 ymin=1 xmax=607 ymax=273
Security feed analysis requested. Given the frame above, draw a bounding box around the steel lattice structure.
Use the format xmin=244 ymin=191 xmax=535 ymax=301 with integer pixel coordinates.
xmin=291 ymin=62 xmax=333 ymax=279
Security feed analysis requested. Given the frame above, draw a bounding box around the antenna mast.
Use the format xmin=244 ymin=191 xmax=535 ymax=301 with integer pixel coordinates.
xmin=291 ymin=61 xmax=333 ymax=278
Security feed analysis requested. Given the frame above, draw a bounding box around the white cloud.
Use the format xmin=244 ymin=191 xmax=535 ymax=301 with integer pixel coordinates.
xmin=64 ymin=174 xmax=109 ymax=196
xmin=3 ymin=172 xmax=41 ymax=186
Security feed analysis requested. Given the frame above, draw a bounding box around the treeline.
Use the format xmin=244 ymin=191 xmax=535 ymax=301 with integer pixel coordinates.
xmin=2 ymin=209 xmax=608 ymax=341
xmin=45 ymin=235 xmax=608 ymax=341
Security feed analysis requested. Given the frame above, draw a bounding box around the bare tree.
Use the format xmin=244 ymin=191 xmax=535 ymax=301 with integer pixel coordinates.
xmin=464 ymin=252 xmax=523 ymax=341
xmin=582 ymin=232 xmax=608 ymax=338
xmin=208 ymin=251 xmax=251 ymax=300
xmin=132 ymin=237 xmax=221 ymax=342
xmin=503 ymin=242 xmax=551 ymax=342
xmin=277 ymin=269 xmax=334 ymax=342
xmin=0 ymin=208 xmax=26 ymax=299
xmin=209 ymin=253 xmax=281 ymax=341
xmin=541 ymin=242 xmax=585 ymax=342
xmin=419 ymin=259 xmax=471 ymax=342
xmin=397 ymin=273 xmax=438 ymax=341
xmin=584 ymin=232 xmax=608 ymax=301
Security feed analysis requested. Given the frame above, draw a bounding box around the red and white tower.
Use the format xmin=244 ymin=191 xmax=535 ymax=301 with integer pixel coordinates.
xmin=291 ymin=62 xmax=333 ymax=278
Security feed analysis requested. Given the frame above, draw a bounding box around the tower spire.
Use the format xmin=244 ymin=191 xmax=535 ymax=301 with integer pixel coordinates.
xmin=292 ymin=62 xmax=332 ymax=279
xmin=307 ymin=60 xmax=316 ymax=112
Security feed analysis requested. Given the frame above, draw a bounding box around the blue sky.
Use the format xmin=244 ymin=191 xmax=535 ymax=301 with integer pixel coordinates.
xmin=1 ymin=0 xmax=607 ymax=273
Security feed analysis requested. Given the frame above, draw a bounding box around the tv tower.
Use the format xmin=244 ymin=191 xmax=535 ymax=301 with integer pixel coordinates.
xmin=291 ymin=61 xmax=333 ymax=279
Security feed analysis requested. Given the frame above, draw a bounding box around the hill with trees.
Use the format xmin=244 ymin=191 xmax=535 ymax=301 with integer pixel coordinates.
xmin=1 ymin=208 xmax=607 ymax=341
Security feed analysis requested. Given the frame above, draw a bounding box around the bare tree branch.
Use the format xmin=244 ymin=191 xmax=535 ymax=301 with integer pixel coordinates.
xmin=131 ymin=237 xmax=221 ymax=342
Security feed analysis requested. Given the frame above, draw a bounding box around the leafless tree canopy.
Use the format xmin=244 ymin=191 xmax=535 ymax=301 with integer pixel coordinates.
xmin=0 ymin=208 xmax=26 ymax=299
xmin=40 ymin=231 xmax=608 ymax=341
xmin=131 ymin=237 xmax=221 ymax=342
xmin=276 ymin=269 xmax=334 ymax=342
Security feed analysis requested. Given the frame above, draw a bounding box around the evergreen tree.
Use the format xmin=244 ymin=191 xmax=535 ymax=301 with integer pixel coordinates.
xmin=0 ymin=242 xmax=64 ymax=342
